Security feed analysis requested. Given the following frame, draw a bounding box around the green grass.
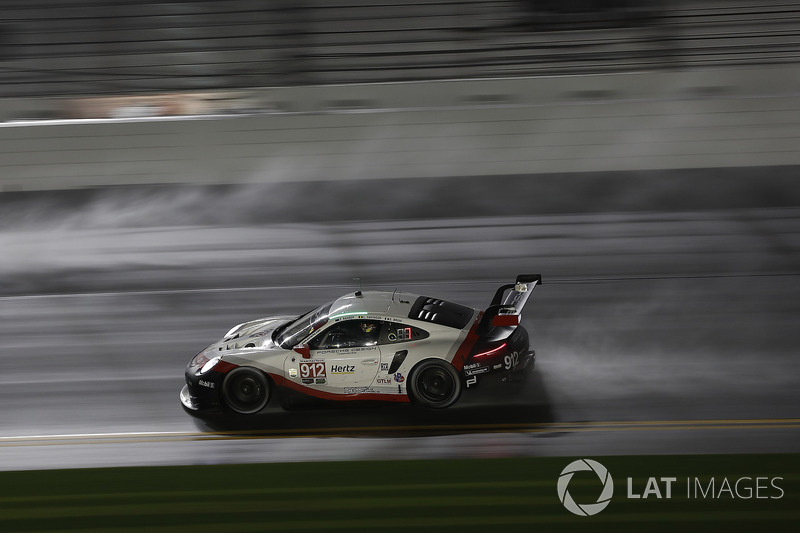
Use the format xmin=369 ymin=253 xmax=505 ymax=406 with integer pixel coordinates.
xmin=0 ymin=454 xmax=797 ymax=532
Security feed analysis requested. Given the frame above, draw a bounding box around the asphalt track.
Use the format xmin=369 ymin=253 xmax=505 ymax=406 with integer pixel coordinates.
xmin=0 ymin=181 xmax=799 ymax=470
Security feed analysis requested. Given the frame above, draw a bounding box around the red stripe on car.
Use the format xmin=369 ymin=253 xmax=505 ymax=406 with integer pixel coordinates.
xmin=213 ymin=360 xmax=238 ymax=374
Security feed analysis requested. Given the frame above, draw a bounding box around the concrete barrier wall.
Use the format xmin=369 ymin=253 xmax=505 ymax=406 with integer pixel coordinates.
xmin=1 ymin=66 xmax=799 ymax=191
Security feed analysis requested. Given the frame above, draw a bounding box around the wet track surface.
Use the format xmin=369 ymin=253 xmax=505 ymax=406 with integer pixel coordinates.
xmin=0 ymin=182 xmax=799 ymax=470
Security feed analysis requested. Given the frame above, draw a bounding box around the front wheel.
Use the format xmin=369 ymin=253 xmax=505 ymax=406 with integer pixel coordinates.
xmin=408 ymin=360 xmax=462 ymax=409
xmin=221 ymin=367 xmax=271 ymax=414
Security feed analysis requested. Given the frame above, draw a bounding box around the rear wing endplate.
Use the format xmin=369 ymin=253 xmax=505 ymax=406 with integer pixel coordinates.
xmin=491 ymin=274 xmax=541 ymax=309
xmin=477 ymin=274 xmax=541 ymax=335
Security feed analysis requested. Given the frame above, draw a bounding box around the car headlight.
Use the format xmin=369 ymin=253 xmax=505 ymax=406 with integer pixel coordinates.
xmin=199 ymin=356 xmax=221 ymax=375
xmin=190 ymin=350 xmax=210 ymax=367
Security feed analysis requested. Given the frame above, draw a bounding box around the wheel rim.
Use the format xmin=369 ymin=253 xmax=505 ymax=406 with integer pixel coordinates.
xmin=223 ymin=369 xmax=268 ymax=414
xmin=417 ymin=366 xmax=456 ymax=404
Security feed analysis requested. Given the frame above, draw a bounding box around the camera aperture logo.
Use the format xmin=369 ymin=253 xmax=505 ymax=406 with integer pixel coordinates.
xmin=557 ymin=459 xmax=614 ymax=516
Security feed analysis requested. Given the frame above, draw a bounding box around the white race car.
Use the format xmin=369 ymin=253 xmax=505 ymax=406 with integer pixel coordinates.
xmin=180 ymin=275 xmax=541 ymax=417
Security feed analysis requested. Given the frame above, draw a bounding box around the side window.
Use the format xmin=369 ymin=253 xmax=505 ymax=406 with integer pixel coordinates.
xmin=308 ymin=320 xmax=380 ymax=350
xmin=378 ymin=322 xmax=430 ymax=344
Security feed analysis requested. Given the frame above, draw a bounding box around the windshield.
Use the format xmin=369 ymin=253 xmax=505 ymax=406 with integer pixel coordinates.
xmin=275 ymin=300 xmax=334 ymax=348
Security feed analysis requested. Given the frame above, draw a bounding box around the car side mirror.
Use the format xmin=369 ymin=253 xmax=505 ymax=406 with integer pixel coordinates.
xmin=492 ymin=314 xmax=519 ymax=327
xmin=294 ymin=343 xmax=311 ymax=359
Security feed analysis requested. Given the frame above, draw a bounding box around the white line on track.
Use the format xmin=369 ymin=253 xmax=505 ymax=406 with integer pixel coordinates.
xmin=0 ymin=431 xmax=192 ymax=441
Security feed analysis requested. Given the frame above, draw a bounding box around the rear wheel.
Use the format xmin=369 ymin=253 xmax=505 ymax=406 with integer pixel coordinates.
xmin=221 ymin=367 xmax=270 ymax=414
xmin=409 ymin=360 xmax=462 ymax=409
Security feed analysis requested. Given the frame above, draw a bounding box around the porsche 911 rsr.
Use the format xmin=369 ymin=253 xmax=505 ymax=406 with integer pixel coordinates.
xmin=180 ymin=274 xmax=541 ymax=417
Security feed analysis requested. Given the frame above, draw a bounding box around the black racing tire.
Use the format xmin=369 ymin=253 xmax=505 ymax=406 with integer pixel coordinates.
xmin=408 ymin=360 xmax=462 ymax=409
xmin=221 ymin=367 xmax=271 ymax=414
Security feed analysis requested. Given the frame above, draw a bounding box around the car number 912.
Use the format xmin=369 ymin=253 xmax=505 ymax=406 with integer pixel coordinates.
xmin=504 ymin=351 xmax=519 ymax=370
xmin=300 ymin=361 xmax=326 ymax=378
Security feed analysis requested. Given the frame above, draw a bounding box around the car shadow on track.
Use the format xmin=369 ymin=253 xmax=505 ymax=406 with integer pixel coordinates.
xmin=191 ymin=371 xmax=556 ymax=437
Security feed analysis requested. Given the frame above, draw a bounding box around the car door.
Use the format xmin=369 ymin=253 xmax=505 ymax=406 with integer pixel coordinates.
xmin=304 ymin=319 xmax=381 ymax=393
xmin=374 ymin=321 xmax=430 ymax=391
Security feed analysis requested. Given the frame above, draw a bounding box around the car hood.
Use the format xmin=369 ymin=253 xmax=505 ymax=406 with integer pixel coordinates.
xmin=218 ymin=315 xmax=294 ymax=350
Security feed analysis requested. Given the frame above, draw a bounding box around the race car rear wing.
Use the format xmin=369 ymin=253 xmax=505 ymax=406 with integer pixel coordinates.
xmin=477 ymin=274 xmax=542 ymax=335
